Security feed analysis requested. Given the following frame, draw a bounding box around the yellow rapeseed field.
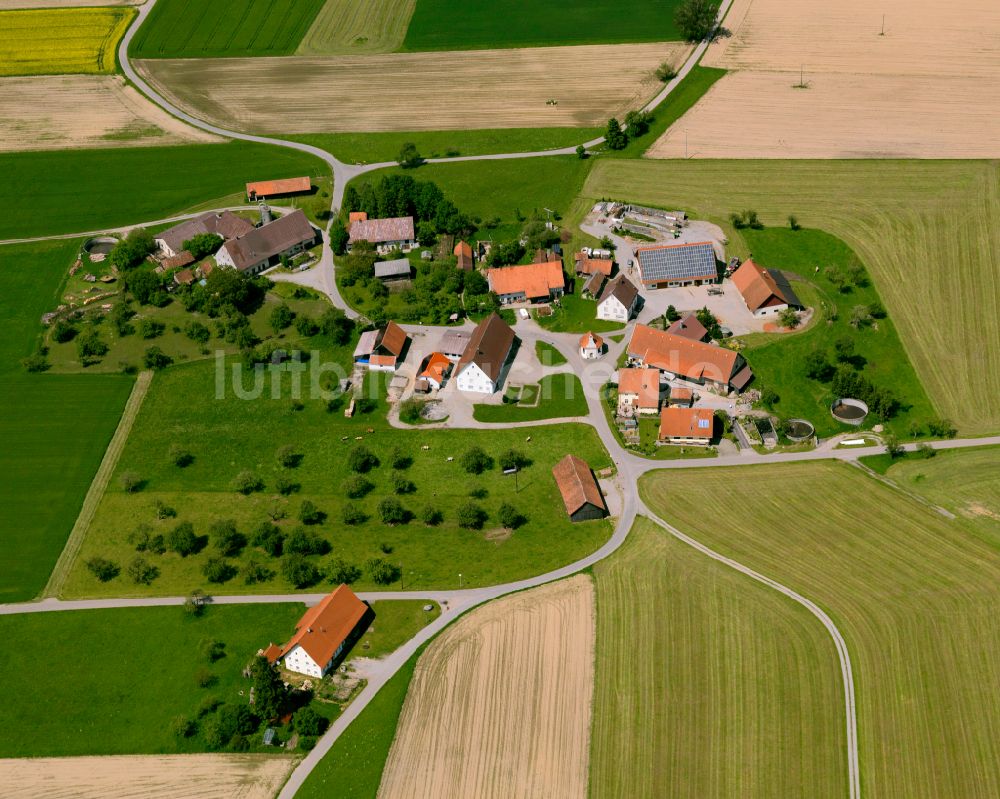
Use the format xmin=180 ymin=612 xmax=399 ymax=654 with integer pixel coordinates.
xmin=0 ymin=7 xmax=134 ymax=77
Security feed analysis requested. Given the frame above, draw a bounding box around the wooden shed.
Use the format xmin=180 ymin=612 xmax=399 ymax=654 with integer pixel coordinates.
xmin=552 ymin=454 xmax=607 ymax=522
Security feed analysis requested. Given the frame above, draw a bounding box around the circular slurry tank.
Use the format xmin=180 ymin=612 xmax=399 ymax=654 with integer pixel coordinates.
xmin=786 ymin=418 xmax=815 ymax=441
xmin=831 ymin=398 xmax=869 ymax=426
xmin=84 ymin=236 xmax=117 ymax=256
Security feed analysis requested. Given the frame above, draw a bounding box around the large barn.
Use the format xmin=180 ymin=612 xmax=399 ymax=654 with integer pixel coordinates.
xmin=636 ymin=242 xmax=718 ymax=289
xmin=552 ymin=454 xmax=607 ymax=522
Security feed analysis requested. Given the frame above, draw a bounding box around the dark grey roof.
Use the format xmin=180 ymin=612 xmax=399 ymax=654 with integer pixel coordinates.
xmin=374 ymin=258 xmax=412 ymax=279
xmin=637 ymin=242 xmax=717 ymax=283
xmin=769 ymin=269 xmax=802 ymax=308
xmin=598 ymin=274 xmax=639 ymax=308
xmin=221 ymin=210 xmax=315 ymax=272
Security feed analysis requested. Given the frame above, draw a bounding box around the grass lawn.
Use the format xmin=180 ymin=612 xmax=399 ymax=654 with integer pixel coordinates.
xmin=402 ymin=0 xmax=694 ymax=51
xmin=360 ymin=601 xmax=440 ymax=660
xmin=735 ymin=227 xmax=935 ymax=437
xmin=0 ymin=240 xmax=133 ymax=602
xmin=62 ymin=356 xmax=612 ymax=598
xmin=582 ymin=159 xmax=1000 ymax=435
xmin=534 ymin=340 xmax=567 ymax=366
xmin=0 ymin=603 xmax=303 ymax=756
xmin=0 ymin=142 xmax=328 ymax=240
xmin=0 ymin=7 xmax=133 ymax=76
xmin=536 ymin=291 xmax=624 ymax=334
xmin=641 ymin=461 xmax=1000 ymax=799
xmin=472 ymin=373 xmax=588 ymax=422
xmin=591 ymin=518 xmax=846 ymax=797
xmin=289 ymin=128 xmax=601 ymax=165
xmin=130 ymin=0 xmax=325 ymax=58
xmin=874 ymin=445 xmax=1000 ymax=548
xmin=296 ymin=651 xmax=419 ymax=799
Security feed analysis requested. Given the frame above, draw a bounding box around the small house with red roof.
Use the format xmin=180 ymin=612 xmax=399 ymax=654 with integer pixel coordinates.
xmin=658 ymin=406 xmax=715 ymax=446
xmin=579 ymin=332 xmax=604 ymax=360
xmin=419 ymin=351 xmax=453 ymax=390
xmin=263 ymin=585 xmax=372 ymax=678
xmin=353 ymin=320 xmax=410 ymax=371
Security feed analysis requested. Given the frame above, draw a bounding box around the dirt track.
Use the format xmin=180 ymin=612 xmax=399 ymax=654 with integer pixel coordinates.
xmin=652 ymin=0 xmax=1000 ymax=158
xmin=135 ymin=42 xmax=688 ymax=133
xmin=0 ymin=75 xmax=220 ymax=152
xmin=377 ymin=575 xmax=595 ymax=799
xmin=0 ymin=754 xmax=295 ymax=799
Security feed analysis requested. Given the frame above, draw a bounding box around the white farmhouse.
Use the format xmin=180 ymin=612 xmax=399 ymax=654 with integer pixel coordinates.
xmin=263 ymin=585 xmax=370 ymax=678
xmin=453 ymin=313 xmax=517 ymax=394
xmin=596 ymin=275 xmax=640 ymax=322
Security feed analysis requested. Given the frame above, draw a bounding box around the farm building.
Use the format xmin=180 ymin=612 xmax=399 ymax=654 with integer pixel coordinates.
xmin=160 ymin=251 xmax=195 ymax=270
xmin=454 ymin=240 xmax=474 ymax=271
xmin=731 ymin=259 xmax=803 ymax=317
xmin=667 ymin=313 xmax=709 ymax=342
xmin=215 ymin=210 xmax=317 ymax=275
xmin=580 ymin=332 xmax=604 ymax=360
xmin=582 ymin=271 xmax=606 ymax=299
xmin=552 ymin=454 xmax=607 ymax=522
xmin=637 ymin=242 xmax=718 ymax=289
xmin=374 ymin=258 xmax=412 ymax=282
xmin=418 ymin=352 xmax=453 ymax=390
xmin=348 ymin=215 xmax=416 ymax=253
xmin=263 ymin=585 xmax=372 ymax=678
xmin=617 ymin=367 xmax=662 ymax=416
xmin=246 ymin=176 xmax=311 ymax=202
xmin=574 ymin=252 xmax=614 ymax=277
xmin=658 ymin=406 xmax=715 ymax=446
xmin=155 ymin=210 xmax=254 ymax=258
xmin=628 ymin=324 xmax=752 ymax=393
xmin=172 ymin=268 xmax=195 ymax=286
xmin=668 ymin=386 xmax=694 ymax=407
xmin=487 ymin=259 xmax=565 ymax=305
xmin=454 ymin=313 xmax=517 ymax=394
xmin=353 ymin=320 xmax=410 ymax=371
xmin=597 ymin=275 xmax=640 ymax=322
xmin=437 ymin=329 xmax=472 ymax=362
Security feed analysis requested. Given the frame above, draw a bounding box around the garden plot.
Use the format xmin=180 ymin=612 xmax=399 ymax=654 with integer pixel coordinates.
xmin=378 ymin=576 xmax=594 ymax=799
xmin=0 ymin=75 xmax=220 ymax=152
xmin=134 ymin=42 xmax=687 ymax=133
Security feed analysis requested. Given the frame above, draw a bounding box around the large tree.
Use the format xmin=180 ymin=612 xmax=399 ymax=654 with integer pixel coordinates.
xmin=250 ymin=656 xmax=286 ymax=721
xmin=674 ymin=0 xmax=717 ymax=42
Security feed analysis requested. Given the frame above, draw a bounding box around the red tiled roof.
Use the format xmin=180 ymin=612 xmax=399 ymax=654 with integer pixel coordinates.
xmin=161 ymin=251 xmax=195 ymax=270
xmin=487 ymin=261 xmax=564 ymax=299
xmin=579 ymin=332 xmax=603 ymax=350
xmin=658 ymin=406 xmax=715 ymax=440
xmin=618 ymin=367 xmax=660 ymax=410
xmin=454 ymin=240 xmax=473 ymax=259
xmin=268 ymin=585 xmax=368 ymax=668
xmin=420 ymin=352 xmax=452 ymax=383
xmin=574 ymin=253 xmax=613 ymax=276
xmin=732 ymin=258 xmax=796 ymax=312
xmin=349 ymin=211 xmax=368 ymax=224
xmin=379 ymin=320 xmax=409 ymax=357
xmin=628 ymin=324 xmax=739 ymax=385
xmin=246 ymin=177 xmax=310 ymax=199
xmin=552 ymin=454 xmax=605 ymax=516
xmin=349 ymin=216 xmax=415 ymax=245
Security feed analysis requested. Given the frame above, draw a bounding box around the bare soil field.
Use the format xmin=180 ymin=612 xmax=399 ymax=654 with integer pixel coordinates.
xmin=296 ymin=0 xmax=415 ymax=55
xmin=652 ymin=0 xmax=1000 ymax=158
xmin=648 ymin=71 xmax=1000 ymax=159
xmin=0 ymin=754 xmax=295 ymax=799
xmin=135 ymin=42 xmax=687 ymax=133
xmin=0 ymin=75 xmax=220 ymax=152
xmin=377 ymin=575 xmax=595 ymax=799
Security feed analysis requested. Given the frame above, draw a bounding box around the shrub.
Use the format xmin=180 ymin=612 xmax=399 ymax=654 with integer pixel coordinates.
xmin=120 ymin=471 xmax=143 ymax=493
xmin=22 ymin=353 xmax=50 ymax=372
xmin=928 ymin=418 xmax=957 ymax=438
xmin=575 ymin=144 xmax=587 ymax=159
xmin=232 ymin=470 xmax=264 ymax=494
xmin=804 ymin=350 xmax=833 ymax=381
xmin=282 ymin=554 xmax=322 ymax=588
xmin=884 ymin=434 xmax=903 ymax=459
xmin=759 ymin=387 xmax=779 ymax=409
xmin=605 ymin=117 xmax=627 ymax=150
xmin=269 ymin=303 xmax=295 ymax=333
xmin=201 ymin=638 xmax=226 ymax=663
xmin=327 ymin=558 xmax=362 ymax=584
xmin=143 ymin=346 xmax=173 ymax=370
xmin=457 ymin=502 xmax=487 ymax=530
xmin=342 ymin=478 xmax=375 ymax=504
xmin=138 ymin=318 xmax=165 ymax=339
xmin=778 ymin=307 xmax=800 ymax=328
xmin=85 ymin=556 xmax=119 ymax=582
xmin=168 ymin=443 xmax=193 ymax=467
xmin=295 ymin=315 xmax=319 ymax=337
xmin=655 ymin=61 xmax=678 ymax=81
xmin=251 ymin=521 xmax=284 ymax=557
xmin=182 ymin=232 xmax=223 ymax=260
xmin=788 ymin=214 xmax=801 ymax=231
xmin=497 ymin=502 xmax=525 ymax=529
xmin=366 ymin=557 xmax=401 ymax=585
xmin=171 ymin=716 xmax=196 ymax=739
xmin=391 ymin=474 xmax=416 ymax=495
xmin=126 ymin=556 xmax=158 ymax=585
xmin=52 ymin=319 xmax=78 ymax=343
xmin=297 ymin=499 xmax=323 ymax=525
xmin=378 ymin=498 xmax=408 ymax=525
xmin=184 ymin=589 xmax=208 ymax=617
xmin=341 ymin=503 xmax=367 ymax=525
xmin=348 ymin=445 xmax=379 ymax=473
xmin=398 ymin=399 xmax=424 ymax=424
xmin=460 ymin=446 xmax=493 ymax=475
xmin=211 ymin=519 xmax=246 ymax=557
xmin=388 ymin=447 xmax=411 ymax=470
xmin=203 ymin=557 xmax=237 ymax=584
xmin=185 ymin=320 xmax=211 ymax=344
xmin=421 ymin=505 xmax=443 ymax=526
xmin=168 ymin=521 xmax=203 ymax=556
xmin=275 ymin=476 xmax=298 ymax=496
xmin=292 ymin=705 xmax=328 ymax=737
xmin=242 ymin=559 xmax=274 ymax=585
xmin=285 ymin=527 xmax=330 ymax=556
xmin=153 ymin=500 xmax=176 ymax=521
xmin=498 ymin=449 xmax=530 ymax=471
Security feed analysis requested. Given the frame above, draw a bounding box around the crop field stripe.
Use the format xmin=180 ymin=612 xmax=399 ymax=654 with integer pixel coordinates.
xmin=42 ymin=370 xmax=151 ymax=599
xmin=640 ymin=462 xmax=1000 ymax=798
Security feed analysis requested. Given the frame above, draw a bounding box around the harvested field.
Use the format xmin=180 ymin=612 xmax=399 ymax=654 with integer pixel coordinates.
xmin=296 ymin=0 xmax=415 ymax=55
xmin=378 ymin=575 xmax=594 ymax=799
xmin=591 ymin=519 xmax=846 ymax=798
xmin=0 ymin=7 xmax=133 ymax=76
xmin=703 ymin=0 xmax=1000 ymax=77
xmin=641 ymin=461 xmax=1000 ymax=799
xmin=654 ymin=0 xmax=1000 ymax=158
xmin=0 ymin=75 xmax=220 ymax=153
xmin=647 ymin=71 xmax=1000 ymax=159
xmin=135 ymin=43 xmax=686 ymax=133
xmin=583 ymin=159 xmax=1000 ymax=434
xmin=0 ymin=754 xmax=296 ymax=799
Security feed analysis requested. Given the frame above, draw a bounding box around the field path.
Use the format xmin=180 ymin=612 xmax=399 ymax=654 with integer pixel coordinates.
xmin=42 ymin=369 xmax=153 ymax=599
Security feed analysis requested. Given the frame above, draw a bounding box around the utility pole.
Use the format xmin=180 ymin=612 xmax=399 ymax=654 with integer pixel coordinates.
xmin=459 ymin=572 xmax=463 ymax=589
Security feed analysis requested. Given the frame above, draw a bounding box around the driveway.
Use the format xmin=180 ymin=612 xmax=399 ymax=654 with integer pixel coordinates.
xmin=636 ymin=282 xmax=763 ymax=334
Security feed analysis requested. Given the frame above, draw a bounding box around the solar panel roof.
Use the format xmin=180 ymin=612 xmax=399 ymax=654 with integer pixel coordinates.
xmin=637 ymin=242 xmax=717 ymax=283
